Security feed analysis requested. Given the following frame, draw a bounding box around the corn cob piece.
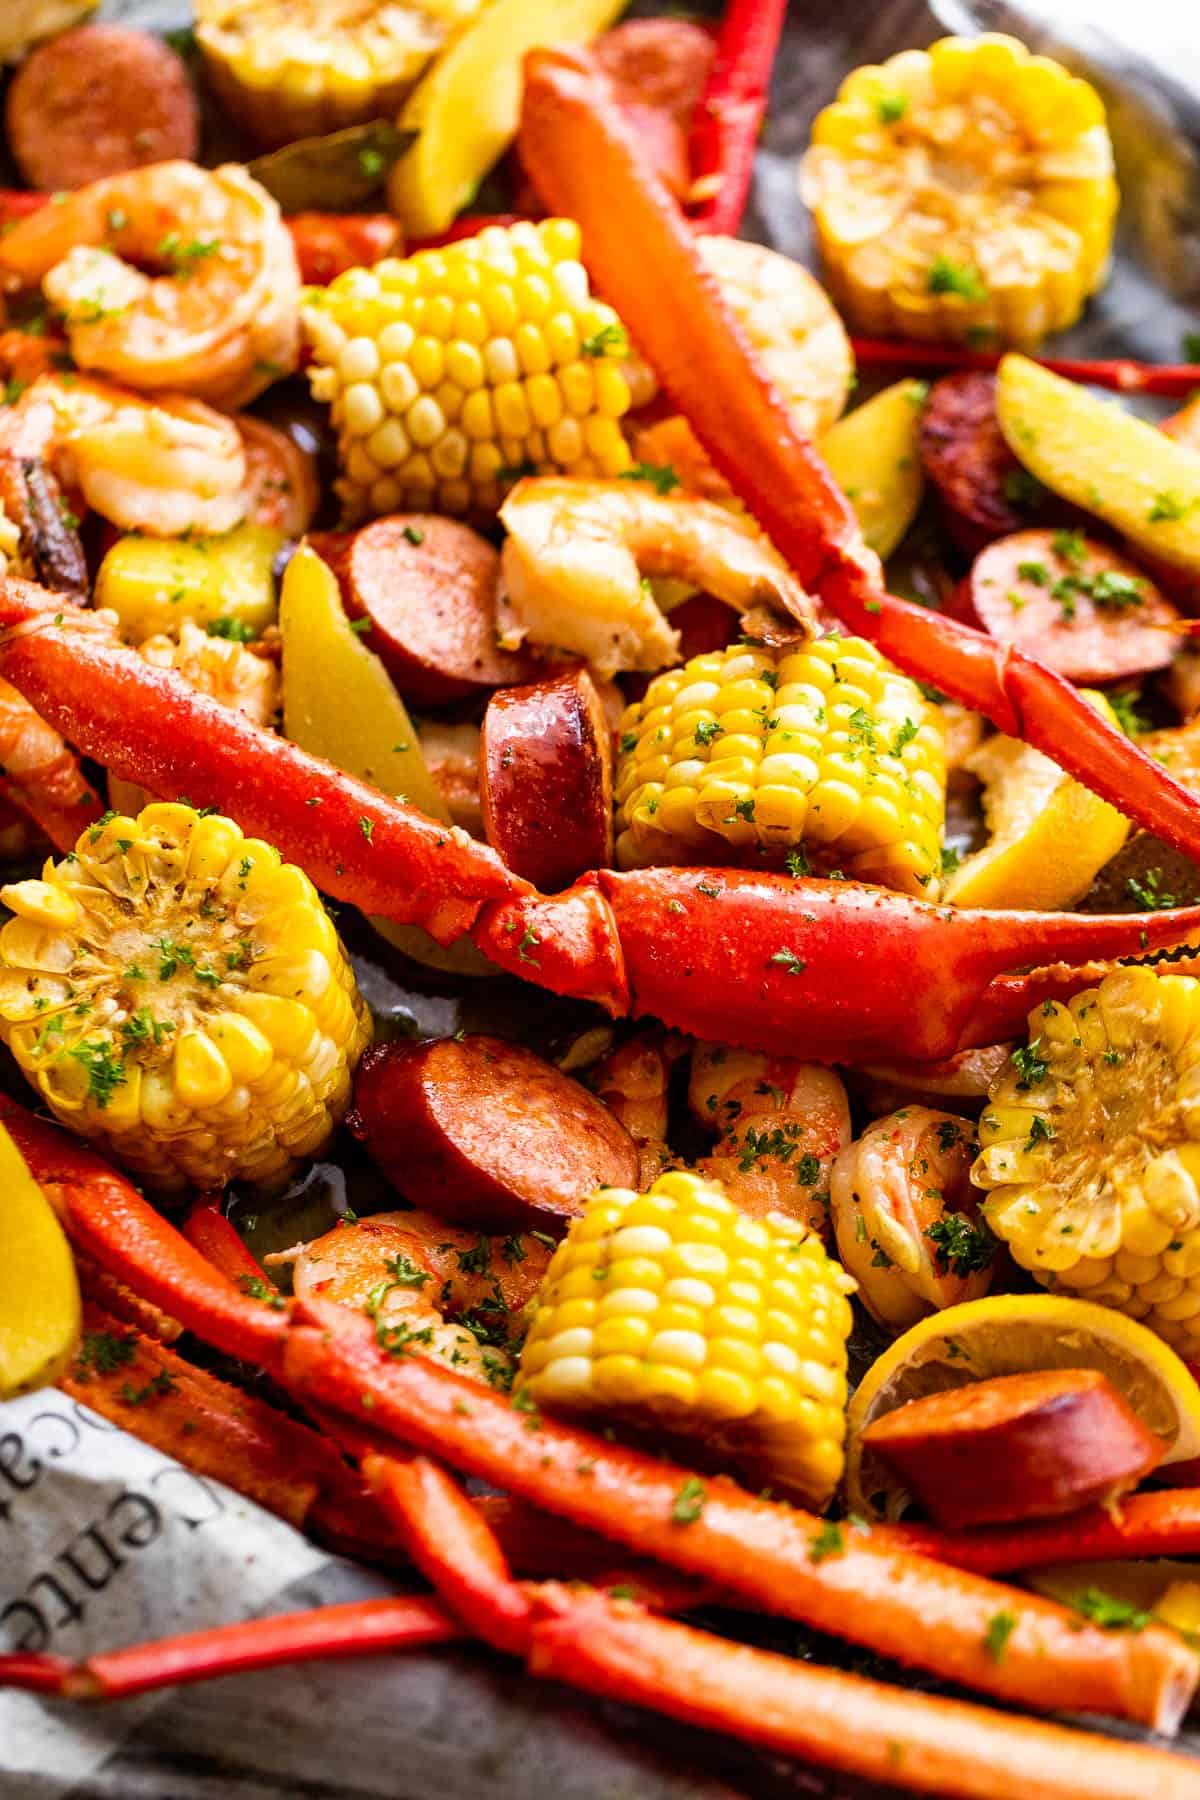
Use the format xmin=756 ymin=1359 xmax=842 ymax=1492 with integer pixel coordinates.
xmin=194 ymin=0 xmax=481 ymax=149
xmin=974 ymin=965 xmax=1200 ymax=1356
xmin=615 ymin=638 xmax=945 ymax=896
xmin=0 ymin=803 xmax=371 ymax=1191
xmin=800 ymin=34 xmax=1118 ymax=347
xmin=517 ymin=1169 xmax=857 ymax=1507
xmin=303 ymin=218 xmax=655 ymax=522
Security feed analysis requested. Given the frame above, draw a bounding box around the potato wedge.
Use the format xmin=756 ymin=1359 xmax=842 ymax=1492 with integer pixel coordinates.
xmin=95 ymin=522 xmax=282 ymax=644
xmin=819 ymin=378 xmax=926 ymax=560
xmin=996 ymin=353 xmax=1200 ymax=575
xmin=388 ymin=0 xmax=626 ymax=235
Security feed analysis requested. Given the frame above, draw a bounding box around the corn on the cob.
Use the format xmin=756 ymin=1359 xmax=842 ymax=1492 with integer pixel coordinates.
xmin=194 ymin=0 xmax=481 ymax=149
xmin=615 ymin=638 xmax=945 ymax=896
xmin=974 ymin=965 xmax=1200 ymax=1355
xmin=800 ymin=34 xmax=1118 ymax=347
xmin=0 ymin=803 xmax=371 ymax=1191
xmin=517 ymin=1169 xmax=856 ymax=1506
xmin=304 ymin=218 xmax=655 ymax=522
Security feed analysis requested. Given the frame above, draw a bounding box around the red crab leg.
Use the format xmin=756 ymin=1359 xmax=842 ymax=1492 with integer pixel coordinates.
xmin=182 ymin=1198 xmax=279 ymax=1294
xmin=480 ymin=870 xmax=1200 ymax=1062
xmin=0 ymin=1597 xmax=459 ymax=1701
xmin=283 ymin=1299 xmax=1197 ymax=1730
xmin=517 ymin=49 xmax=1200 ymax=867
xmin=684 ymin=0 xmax=787 ymax=235
xmin=0 ymin=673 xmax=104 ymax=849
xmin=851 ymin=335 xmax=1200 ymax=397
xmin=527 ymin=1593 xmax=1200 ymax=1800
xmin=0 ymin=581 xmax=526 ymax=944
xmin=875 ymin=1491 xmax=1200 ymax=1579
xmin=0 ymin=1097 xmax=290 ymax=1371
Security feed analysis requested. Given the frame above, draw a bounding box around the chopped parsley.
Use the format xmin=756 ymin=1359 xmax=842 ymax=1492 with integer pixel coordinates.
xmin=671 ymin=1476 xmax=707 ymax=1525
xmin=619 ymin=462 xmax=680 ymax=495
xmin=206 ymin=615 xmax=256 ymax=642
xmin=876 ymin=94 xmax=908 ymax=124
xmin=927 ymin=256 xmax=988 ymax=300
xmin=926 ymin=1213 xmax=996 ymax=1278
xmin=1012 ymin=1038 xmax=1049 ymax=1090
xmin=402 ymin=524 xmax=425 ymax=545
xmin=68 ymin=1039 xmax=126 ymax=1109
xmin=75 ymin=1329 xmax=137 ymax=1377
xmin=694 ymin=719 xmax=724 ymax=747
xmin=1026 ymin=1114 xmax=1054 ymax=1148
xmin=580 ymin=321 xmax=628 ymax=358
xmin=808 ymin=1520 xmax=845 ymax=1562
xmin=1148 ymin=491 xmax=1191 ymax=524
xmin=1071 ymin=1587 xmax=1151 ymax=1632
xmin=1127 ymin=867 xmax=1178 ymax=911
xmin=157 ymin=233 xmax=221 ymax=276
xmin=768 ymin=948 xmax=806 ymax=976
xmin=983 ymin=1610 xmax=1017 ymax=1662
xmin=796 ymin=1152 xmax=822 ymax=1187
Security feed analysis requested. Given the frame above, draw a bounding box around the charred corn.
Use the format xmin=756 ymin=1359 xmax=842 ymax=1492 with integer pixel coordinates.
xmin=615 ymin=638 xmax=945 ymax=896
xmin=517 ymin=1169 xmax=856 ymax=1507
xmin=303 ymin=218 xmax=655 ymax=521
xmin=975 ymin=966 xmax=1200 ymax=1355
xmin=0 ymin=803 xmax=371 ymax=1191
xmin=800 ymin=34 xmax=1117 ymax=347
xmin=194 ymin=0 xmax=481 ymax=148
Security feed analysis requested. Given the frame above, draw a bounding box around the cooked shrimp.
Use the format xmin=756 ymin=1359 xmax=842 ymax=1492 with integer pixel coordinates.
xmin=830 ymin=1106 xmax=994 ymax=1333
xmin=0 ymin=673 xmax=102 ymax=851
xmin=235 ymin=413 xmax=318 ymax=537
xmin=108 ymin=617 xmax=281 ymax=818
xmin=269 ymin=1211 xmax=553 ymax=1385
xmin=0 ymin=162 xmax=300 ymax=409
xmin=591 ymin=1027 xmax=688 ymax=1186
xmin=690 ymin=1044 xmax=851 ymax=1238
xmin=0 ymin=373 xmax=248 ymax=536
xmin=498 ymin=476 xmax=817 ymax=680
xmin=416 ymin=718 xmax=483 ymax=837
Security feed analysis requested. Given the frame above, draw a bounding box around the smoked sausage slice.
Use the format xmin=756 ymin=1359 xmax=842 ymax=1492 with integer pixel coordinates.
xmin=918 ymin=371 xmax=1068 ymax=554
xmin=481 ymin=665 xmax=613 ymax=890
xmin=963 ymin=528 xmax=1179 ymax=684
xmin=345 ymin=515 xmax=538 ymax=703
xmin=348 ymin=1035 xmax=640 ymax=1232
xmin=862 ymin=1368 xmax=1164 ymax=1529
xmin=6 ymin=26 xmax=199 ymax=191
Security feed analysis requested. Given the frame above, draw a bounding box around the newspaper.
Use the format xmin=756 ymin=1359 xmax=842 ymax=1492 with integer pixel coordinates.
xmin=4 ymin=0 xmax=1200 ymax=1794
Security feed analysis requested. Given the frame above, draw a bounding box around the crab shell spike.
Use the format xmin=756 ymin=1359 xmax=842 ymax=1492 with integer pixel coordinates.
xmin=0 ymin=575 xmax=526 ymax=945
xmin=517 ymin=47 xmax=1200 ymax=870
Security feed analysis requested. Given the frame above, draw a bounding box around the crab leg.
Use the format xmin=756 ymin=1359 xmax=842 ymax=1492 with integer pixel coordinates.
xmin=0 ymin=579 xmax=526 ymax=944
xmin=517 ymin=48 xmax=1200 ymax=868
xmin=284 ymin=1298 xmax=1197 ymax=1730
xmin=480 ymin=870 xmax=1200 ymax=1063
xmin=0 ymin=1598 xmax=459 ymax=1701
xmin=182 ymin=1197 xmax=280 ymax=1293
xmin=875 ymin=1492 xmax=1200 ymax=1579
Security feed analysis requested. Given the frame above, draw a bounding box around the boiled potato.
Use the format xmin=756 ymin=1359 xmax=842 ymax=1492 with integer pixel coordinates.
xmin=388 ymin=0 xmax=626 ymax=234
xmin=996 ymin=354 xmax=1200 ymax=575
xmin=95 ymin=523 xmax=282 ymax=644
xmin=820 ymin=379 xmax=926 ymax=560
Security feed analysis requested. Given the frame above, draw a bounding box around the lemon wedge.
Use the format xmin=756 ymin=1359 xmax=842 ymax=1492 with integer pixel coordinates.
xmin=944 ymin=691 xmax=1129 ymax=909
xmin=0 ymin=1121 xmax=80 ymax=1397
xmin=845 ymin=1293 xmax=1200 ymax=1519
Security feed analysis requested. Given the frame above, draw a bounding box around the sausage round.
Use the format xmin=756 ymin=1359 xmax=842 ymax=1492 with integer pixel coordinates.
xmin=964 ymin=528 xmax=1179 ymax=684
xmin=348 ymin=1035 xmax=640 ymax=1232
xmin=593 ymin=19 xmax=715 ymax=198
xmin=919 ymin=372 xmax=1052 ymax=554
xmin=6 ymin=26 xmax=199 ymax=191
xmin=345 ymin=515 xmax=539 ymax=703
xmin=481 ymin=665 xmax=613 ymax=891
xmin=862 ymin=1368 xmax=1164 ymax=1529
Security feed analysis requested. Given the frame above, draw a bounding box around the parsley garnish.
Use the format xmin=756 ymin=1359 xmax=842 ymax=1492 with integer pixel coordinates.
xmin=580 ymin=321 xmax=628 ymax=358
xmin=206 ymin=616 xmax=256 ymax=642
xmin=1012 ymin=1038 xmax=1049 ymax=1090
xmin=926 ymin=1214 xmax=996 ymax=1277
xmin=768 ymin=948 xmax=806 ymax=976
xmin=983 ymin=1610 xmax=1016 ymax=1662
xmin=69 ymin=1039 xmax=126 ymax=1109
xmin=927 ymin=256 xmax=987 ymax=300
xmin=808 ymin=1521 xmax=845 ymax=1562
xmin=619 ymin=462 xmax=680 ymax=495
xmin=1071 ymin=1587 xmax=1151 ymax=1631
xmin=671 ymin=1476 xmax=707 ymax=1525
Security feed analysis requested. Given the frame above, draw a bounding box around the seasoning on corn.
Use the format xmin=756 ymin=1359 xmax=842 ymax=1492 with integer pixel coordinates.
xmin=615 ymin=637 xmax=946 ymax=896
xmin=516 ymin=1169 xmax=857 ymax=1507
xmin=975 ymin=966 xmax=1200 ymax=1356
xmin=303 ymin=218 xmax=655 ymax=522
xmin=194 ymin=0 xmax=482 ymax=149
xmin=800 ymin=33 xmax=1118 ymax=347
xmin=0 ymin=803 xmax=371 ymax=1191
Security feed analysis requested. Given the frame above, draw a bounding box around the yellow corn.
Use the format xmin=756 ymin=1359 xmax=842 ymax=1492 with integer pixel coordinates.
xmin=975 ymin=965 xmax=1200 ymax=1355
xmin=516 ymin=1169 xmax=856 ymax=1507
xmin=303 ymin=218 xmax=655 ymax=522
xmin=194 ymin=0 xmax=482 ymax=148
xmin=0 ymin=804 xmax=371 ymax=1191
xmin=615 ymin=637 xmax=945 ymax=896
xmin=800 ymin=34 xmax=1118 ymax=347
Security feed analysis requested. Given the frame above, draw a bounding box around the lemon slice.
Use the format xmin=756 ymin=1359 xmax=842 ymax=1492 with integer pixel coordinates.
xmin=845 ymin=1293 xmax=1200 ymax=1520
xmin=944 ymin=692 xmax=1129 ymax=910
xmin=0 ymin=1122 xmax=80 ymax=1397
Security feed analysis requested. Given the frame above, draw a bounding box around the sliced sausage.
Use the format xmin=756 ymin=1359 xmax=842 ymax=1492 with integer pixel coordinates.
xmin=481 ymin=665 xmax=613 ymax=890
xmin=965 ymin=528 xmax=1178 ymax=684
xmin=236 ymin=415 xmax=319 ymax=538
xmin=348 ymin=1035 xmax=640 ymax=1232
xmin=918 ymin=372 xmax=1065 ymax=554
xmin=6 ymin=26 xmax=199 ymax=191
xmin=345 ymin=515 xmax=539 ymax=703
xmin=593 ymin=19 xmax=715 ymax=199
xmin=287 ymin=213 xmax=404 ymax=287
xmin=862 ymin=1368 xmax=1164 ymax=1529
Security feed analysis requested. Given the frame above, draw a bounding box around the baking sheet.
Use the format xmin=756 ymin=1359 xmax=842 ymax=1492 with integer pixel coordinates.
xmin=3 ymin=0 xmax=1200 ymax=1794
